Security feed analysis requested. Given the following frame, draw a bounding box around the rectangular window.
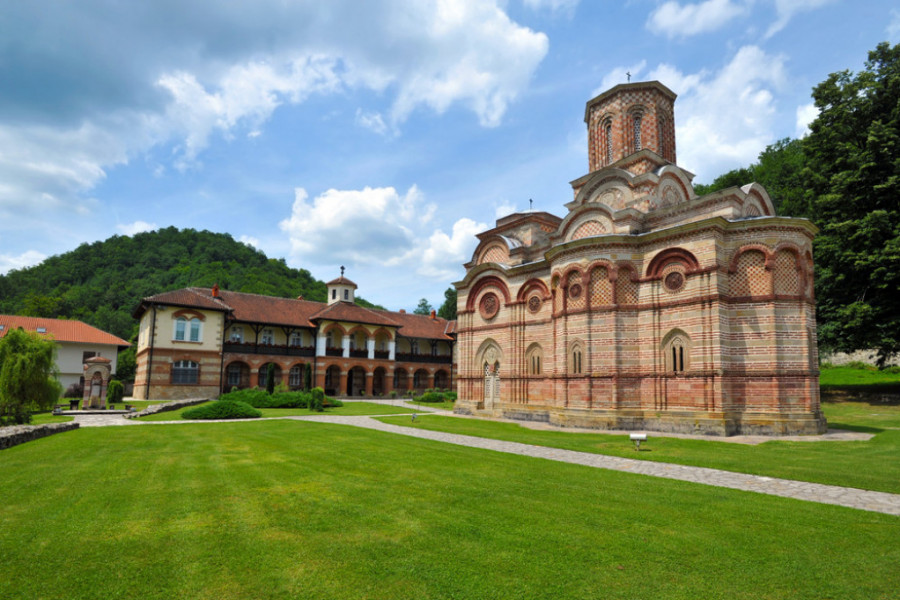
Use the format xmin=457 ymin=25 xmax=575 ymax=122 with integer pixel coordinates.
xmin=174 ymin=318 xmax=186 ymax=341
xmin=172 ymin=360 xmax=199 ymax=384
xmin=230 ymin=327 xmax=243 ymax=343
xmin=261 ymin=329 xmax=274 ymax=345
xmin=189 ymin=319 xmax=201 ymax=342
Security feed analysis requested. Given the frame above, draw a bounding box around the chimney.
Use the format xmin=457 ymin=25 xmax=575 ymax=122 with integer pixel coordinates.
xmin=212 ymin=284 xmax=220 ymax=298
xmin=297 ymin=295 xmax=304 ymax=300
xmin=399 ymin=309 xmax=406 ymax=313
xmin=430 ymin=309 xmax=436 ymax=319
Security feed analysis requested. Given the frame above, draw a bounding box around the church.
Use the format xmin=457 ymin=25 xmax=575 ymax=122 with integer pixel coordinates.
xmin=454 ymin=81 xmax=826 ymax=435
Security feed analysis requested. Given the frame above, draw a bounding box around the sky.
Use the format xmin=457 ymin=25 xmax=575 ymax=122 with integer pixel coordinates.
xmin=1 ymin=0 xmax=898 ymax=312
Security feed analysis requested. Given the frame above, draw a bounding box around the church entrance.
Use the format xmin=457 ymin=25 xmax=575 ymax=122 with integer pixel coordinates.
xmin=483 ymin=361 xmax=500 ymax=410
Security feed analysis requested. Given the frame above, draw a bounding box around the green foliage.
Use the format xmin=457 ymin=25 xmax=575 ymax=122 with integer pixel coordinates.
xmin=413 ymin=390 xmax=456 ymax=403
xmin=219 ymin=387 xmax=341 ymax=409
xmin=437 ymin=286 xmax=457 ymax=320
xmin=802 ymin=42 xmax=900 ymax=365
xmin=310 ymin=387 xmax=325 ymax=412
xmin=115 ymin=346 xmax=136 ymax=383
xmin=265 ymin=363 xmax=276 ymax=394
xmin=304 ymin=363 xmax=312 ymax=391
xmin=0 ymin=227 xmax=382 ymax=342
xmin=0 ymin=329 xmax=60 ymax=425
xmin=413 ymin=298 xmax=433 ymax=315
xmin=182 ymin=400 xmax=262 ymax=420
xmin=106 ymin=380 xmax=125 ymax=405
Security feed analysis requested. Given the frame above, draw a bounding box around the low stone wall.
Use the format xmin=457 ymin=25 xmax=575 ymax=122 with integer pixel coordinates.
xmin=821 ymin=350 xmax=899 ymax=367
xmin=125 ymin=397 xmax=211 ymax=419
xmin=0 ymin=422 xmax=80 ymax=450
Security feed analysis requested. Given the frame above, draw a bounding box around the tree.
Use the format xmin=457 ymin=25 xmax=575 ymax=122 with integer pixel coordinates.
xmin=266 ymin=363 xmax=276 ymax=394
xmin=437 ymin=287 xmax=457 ymax=320
xmin=803 ymin=42 xmax=900 ymax=364
xmin=0 ymin=329 xmax=61 ymax=425
xmin=116 ymin=346 xmax=136 ymax=383
xmin=413 ymin=298 xmax=434 ymax=315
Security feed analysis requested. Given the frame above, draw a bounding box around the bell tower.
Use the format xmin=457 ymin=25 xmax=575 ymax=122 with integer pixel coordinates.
xmin=584 ymin=81 xmax=677 ymax=173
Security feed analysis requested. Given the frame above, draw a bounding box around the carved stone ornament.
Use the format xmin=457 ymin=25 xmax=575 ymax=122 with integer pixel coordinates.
xmin=485 ymin=347 xmax=497 ymax=364
xmin=569 ymin=284 xmax=583 ymax=299
xmin=479 ymin=292 xmax=500 ymax=320
xmin=664 ymin=271 xmax=685 ymax=292
xmin=527 ymin=295 xmax=542 ymax=313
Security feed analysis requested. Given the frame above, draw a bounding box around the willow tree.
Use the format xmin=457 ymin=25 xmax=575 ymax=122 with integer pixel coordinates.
xmin=0 ymin=329 xmax=61 ymax=425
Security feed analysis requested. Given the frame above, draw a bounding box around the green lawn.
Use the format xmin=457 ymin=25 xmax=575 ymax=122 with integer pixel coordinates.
xmin=819 ymin=364 xmax=900 ymax=390
xmin=408 ymin=399 xmax=456 ymax=411
xmin=30 ymin=411 xmax=74 ymax=425
xmin=378 ymin=400 xmax=900 ymax=494
xmin=0 ymin=421 xmax=897 ymax=600
xmin=137 ymin=401 xmax=415 ymax=421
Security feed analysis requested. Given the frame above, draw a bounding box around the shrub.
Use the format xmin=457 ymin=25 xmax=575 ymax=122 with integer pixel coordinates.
xmin=389 ymin=391 xmax=398 ymax=399
xmin=265 ymin=364 xmax=276 ymax=394
xmin=310 ymin=387 xmax=325 ymax=412
xmin=445 ymin=392 xmax=457 ymax=402
xmin=106 ymin=380 xmax=125 ymax=405
xmin=416 ymin=391 xmax=445 ymax=403
xmin=182 ymin=400 xmax=261 ymax=420
xmin=63 ymin=382 xmax=83 ymax=399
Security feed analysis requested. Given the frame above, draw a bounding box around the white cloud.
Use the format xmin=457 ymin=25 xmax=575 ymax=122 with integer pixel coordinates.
xmin=596 ymin=61 xmax=648 ymax=95
xmin=522 ymin=0 xmax=580 ymax=13
xmin=0 ymin=1 xmax=548 ymax=212
xmin=631 ymin=46 xmax=787 ymax=180
xmin=355 ymin=109 xmax=390 ymax=136
xmin=0 ymin=250 xmax=47 ymax=275
xmin=646 ymin=0 xmax=749 ymax=38
xmin=766 ymin=0 xmax=835 ymax=39
xmin=116 ymin=220 xmax=158 ymax=236
xmin=279 ymin=185 xmax=433 ymax=265
xmin=279 ymin=184 xmax=486 ymax=282
xmin=239 ymin=235 xmax=260 ymax=248
xmin=794 ymin=102 xmax=818 ymax=138
xmin=888 ymin=9 xmax=900 ymax=41
xmin=495 ymin=202 xmax=518 ymax=219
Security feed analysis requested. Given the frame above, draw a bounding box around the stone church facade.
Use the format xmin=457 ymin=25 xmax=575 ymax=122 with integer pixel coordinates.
xmin=455 ymin=81 xmax=826 ymax=435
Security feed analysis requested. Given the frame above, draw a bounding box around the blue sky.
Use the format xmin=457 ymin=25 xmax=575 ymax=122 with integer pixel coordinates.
xmin=1 ymin=0 xmax=898 ymax=311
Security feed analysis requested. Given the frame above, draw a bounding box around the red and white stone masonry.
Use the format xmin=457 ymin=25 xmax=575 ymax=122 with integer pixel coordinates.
xmin=455 ymin=80 xmax=826 ymax=436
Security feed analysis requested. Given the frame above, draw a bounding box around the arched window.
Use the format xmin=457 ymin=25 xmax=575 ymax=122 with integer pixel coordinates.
xmin=289 ymin=365 xmax=303 ymax=388
xmin=663 ymin=332 xmax=690 ymax=373
xmin=526 ymin=344 xmax=543 ymax=376
xmin=604 ymin=119 xmax=613 ymax=164
xmin=569 ymin=341 xmax=584 ymax=375
xmin=172 ymin=360 xmax=199 ymax=384
xmin=633 ymin=112 xmax=642 ymax=152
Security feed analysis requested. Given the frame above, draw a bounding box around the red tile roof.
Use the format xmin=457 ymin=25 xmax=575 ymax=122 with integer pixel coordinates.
xmin=326 ymin=276 xmax=358 ymax=288
xmin=0 ymin=315 xmax=130 ymax=347
xmin=134 ymin=287 xmax=457 ymax=340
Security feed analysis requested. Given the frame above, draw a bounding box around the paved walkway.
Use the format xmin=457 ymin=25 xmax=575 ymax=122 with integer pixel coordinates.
xmin=69 ymin=406 xmax=900 ymax=516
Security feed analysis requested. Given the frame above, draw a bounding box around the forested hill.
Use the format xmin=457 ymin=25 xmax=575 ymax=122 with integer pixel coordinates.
xmin=0 ymin=227 xmax=379 ymax=342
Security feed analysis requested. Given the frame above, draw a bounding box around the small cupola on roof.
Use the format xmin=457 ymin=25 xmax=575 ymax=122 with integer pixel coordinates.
xmin=584 ymin=80 xmax=677 ymax=172
xmin=326 ymin=266 xmax=358 ymax=305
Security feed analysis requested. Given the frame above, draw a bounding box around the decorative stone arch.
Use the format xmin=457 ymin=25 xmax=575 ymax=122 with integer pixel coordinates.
xmin=347 ymin=365 xmax=367 ymax=396
xmin=567 ymin=339 xmax=585 ymax=375
xmin=171 ymin=308 xmax=206 ymax=321
xmin=551 ymin=273 xmax=564 ymax=315
xmin=393 ymin=367 xmax=410 ymax=392
xmin=661 ymin=329 xmax=691 ymax=373
xmin=646 ymin=247 xmax=701 ymax=279
xmin=571 ymin=171 xmax=635 ymax=208
xmin=517 ymin=278 xmax=551 ymax=316
xmin=728 ymin=244 xmax=772 ymax=274
xmin=564 ymin=267 xmax=587 ymax=312
xmin=740 ymin=183 xmax=776 ymax=216
xmin=465 ymin=276 xmax=511 ymax=312
xmin=656 ymin=172 xmax=692 ymax=208
xmin=373 ymin=366 xmax=388 ymax=396
xmin=475 ymin=339 xmax=503 ymax=410
xmin=433 ymin=369 xmax=450 ymax=390
xmin=371 ymin=327 xmax=395 ymax=342
xmin=82 ymin=356 xmax=112 ymax=409
xmin=627 ymin=104 xmax=646 ymax=153
xmin=558 ymin=205 xmax=614 ymax=241
xmin=525 ymin=342 xmax=544 ymax=376
xmin=323 ymin=364 xmax=342 ymax=396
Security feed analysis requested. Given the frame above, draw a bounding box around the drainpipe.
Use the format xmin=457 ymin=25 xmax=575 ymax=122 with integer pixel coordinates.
xmin=218 ymin=314 xmax=230 ymax=396
xmin=146 ymin=304 xmax=157 ymax=400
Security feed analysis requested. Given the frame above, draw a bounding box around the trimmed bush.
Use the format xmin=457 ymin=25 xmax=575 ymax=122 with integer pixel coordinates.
xmin=106 ymin=380 xmax=125 ymax=405
xmin=310 ymin=387 xmax=325 ymax=412
xmin=63 ymin=382 xmax=83 ymax=399
xmin=182 ymin=400 xmax=261 ymax=420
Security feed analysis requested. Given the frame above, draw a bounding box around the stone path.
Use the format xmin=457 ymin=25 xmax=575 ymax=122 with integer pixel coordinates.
xmin=69 ymin=408 xmax=900 ymax=516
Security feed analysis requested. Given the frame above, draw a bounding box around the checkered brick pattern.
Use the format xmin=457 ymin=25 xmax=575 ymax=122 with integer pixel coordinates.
xmin=730 ymin=250 xmax=770 ymax=297
xmin=571 ymin=219 xmax=607 ymax=240
xmin=567 ymin=272 xmax=586 ymax=310
xmin=590 ymin=267 xmax=613 ymax=305
xmin=479 ymin=244 xmax=508 ymax=265
xmin=616 ymin=274 xmax=639 ymax=305
xmin=773 ymin=250 xmax=801 ymax=296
